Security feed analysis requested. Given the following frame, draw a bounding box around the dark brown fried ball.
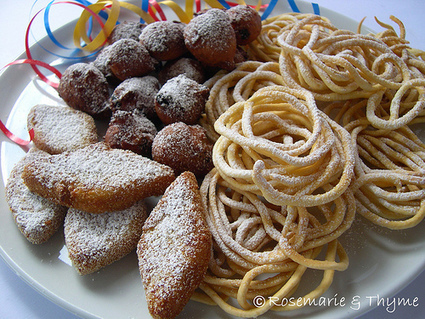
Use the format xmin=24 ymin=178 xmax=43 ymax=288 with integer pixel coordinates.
xmin=92 ymin=45 xmax=115 ymax=81
xmin=58 ymin=62 xmax=110 ymax=117
xmin=139 ymin=21 xmax=187 ymax=61
xmin=152 ymin=122 xmax=213 ymax=177
xmin=226 ymin=5 xmax=262 ymax=45
xmin=234 ymin=46 xmax=249 ymax=64
xmin=158 ymin=57 xmax=206 ymax=85
xmin=109 ymin=76 xmax=160 ymax=121
xmin=184 ymin=8 xmax=237 ymax=70
xmin=108 ymin=20 xmax=146 ymax=44
xmin=104 ymin=109 xmax=157 ymax=157
xmin=155 ymin=74 xmax=209 ymax=125
xmin=108 ymin=39 xmax=157 ymax=81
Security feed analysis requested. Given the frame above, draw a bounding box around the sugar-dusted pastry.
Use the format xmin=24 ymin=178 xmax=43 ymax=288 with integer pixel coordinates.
xmin=5 ymin=147 xmax=67 ymax=244
xmin=155 ymin=74 xmax=210 ymax=125
xmin=22 ymin=142 xmax=175 ymax=214
xmin=65 ymin=200 xmax=147 ymax=275
xmin=109 ymin=76 xmax=160 ymax=121
xmin=152 ymin=122 xmax=213 ymax=177
xmin=27 ymin=104 xmax=98 ymax=154
xmin=158 ymin=57 xmax=206 ymax=85
xmin=104 ymin=109 xmax=157 ymax=157
xmin=137 ymin=171 xmax=211 ymax=319
xmin=57 ymin=62 xmax=111 ymax=117
xmin=226 ymin=5 xmax=262 ymax=45
xmin=108 ymin=20 xmax=146 ymax=44
xmin=92 ymin=45 xmax=116 ymax=83
xmin=139 ymin=21 xmax=187 ymax=61
xmin=108 ymin=39 xmax=158 ymax=81
xmin=184 ymin=8 xmax=237 ymax=70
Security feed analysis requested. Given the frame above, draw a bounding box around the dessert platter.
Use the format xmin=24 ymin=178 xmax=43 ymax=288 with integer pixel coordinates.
xmin=0 ymin=0 xmax=425 ymax=318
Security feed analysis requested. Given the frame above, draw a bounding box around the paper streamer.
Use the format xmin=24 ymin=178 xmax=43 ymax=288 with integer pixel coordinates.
xmin=287 ymin=0 xmax=300 ymax=13
xmin=1 ymin=0 xmax=323 ymax=146
xmin=312 ymin=2 xmax=320 ymax=15
xmin=73 ymin=0 xmax=120 ymax=51
xmin=0 ymin=59 xmax=62 ymax=145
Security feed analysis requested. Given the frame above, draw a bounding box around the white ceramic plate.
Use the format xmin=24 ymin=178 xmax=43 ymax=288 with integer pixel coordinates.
xmin=0 ymin=1 xmax=424 ymax=318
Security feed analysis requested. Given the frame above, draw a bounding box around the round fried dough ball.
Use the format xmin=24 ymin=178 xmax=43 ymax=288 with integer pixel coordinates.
xmin=109 ymin=76 xmax=160 ymax=121
xmin=158 ymin=57 xmax=206 ymax=85
xmin=155 ymin=74 xmax=209 ymax=125
xmin=58 ymin=62 xmax=110 ymax=117
xmin=184 ymin=8 xmax=237 ymax=70
xmin=108 ymin=39 xmax=157 ymax=81
xmin=152 ymin=122 xmax=214 ymax=177
xmin=139 ymin=21 xmax=187 ymax=61
xmin=104 ymin=109 xmax=157 ymax=157
xmin=108 ymin=20 xmax=146 ymax=44
xmin=226 ymin=5 xmax=262 ymax=45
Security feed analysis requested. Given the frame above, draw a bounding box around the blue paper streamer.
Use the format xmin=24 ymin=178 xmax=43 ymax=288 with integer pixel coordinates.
xmin=140 ymin=0 xmax=150 ymax=23
xmin=287 ymin=0 xmax=300 ymax=13
xmin=31 ymin=0 xmax=105 ymax=61
xmin=261 ymin=0 xmax=278 ymax=20
xmin=43 ymin=0 xmax=84 ymax=50
xmin=312 ymin=2 xmax=320 ymax=15
xmin=216 ymin=0 xmax=231 ymax=9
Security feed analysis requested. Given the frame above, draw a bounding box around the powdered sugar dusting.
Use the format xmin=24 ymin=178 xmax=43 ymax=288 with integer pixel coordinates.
xmin=155 ymin=74 xmax=209 ymax=124
xmin=185 ymin=9 xmax=233 ymax=49
xmin=5 ymin=148 xmax=67 ymax=244
xmin=27 ymin=104 xmax=98 ymax=154
xmin=138 ymin=172 xmax=211 ymax=317
xmin=110 ymin=76 xmax=160 ymax=119
xmin=30 ymin=143 xmax=171 ymax=189
xmin=58 ymin=63 xmax=110 ymax=116
xmin=139 ymin=21 xmax=187 ymax=60
xmin=108 ymin=39 xmax=156 ymax=80
xmin=104 ymin=109 xmax=157 ymax=156
xmin=108 ymin=20 xmax=146 ymax=44
xmin=22 ymin=142 xmax=175 ymax=213
xmin=152 ymin=122 xmax=213 ymax=176
xmin=159 ymin=58 xmax=206 ymax=85
xmin=65 ymin=200 xmax=147 ymax=275
xmin=184 ymin=8 xmax=237 ymax=67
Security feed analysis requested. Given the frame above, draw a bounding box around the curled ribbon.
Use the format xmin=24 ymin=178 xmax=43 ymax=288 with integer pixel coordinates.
xmin=2 ymin=0 xmax=307 ymax=146
xmin=0 ymin=59 xmax=62 ymax=145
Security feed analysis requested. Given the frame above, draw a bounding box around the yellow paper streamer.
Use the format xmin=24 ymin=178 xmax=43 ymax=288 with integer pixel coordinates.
xmin=72 ymin=0 xmax=264 ymax=53
xmin=73 ymin=0 xmax=120 ymax=51
xmin=119 ymin=2 xmax=156 ymax=24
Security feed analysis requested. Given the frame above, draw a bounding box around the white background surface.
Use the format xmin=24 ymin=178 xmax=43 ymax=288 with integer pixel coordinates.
xmin=0 ymin=0 xmax=424 ymax=318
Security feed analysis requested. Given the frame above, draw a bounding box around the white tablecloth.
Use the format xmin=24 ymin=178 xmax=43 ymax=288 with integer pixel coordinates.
xmin=0 ymin=1 xmax=424 ymax=318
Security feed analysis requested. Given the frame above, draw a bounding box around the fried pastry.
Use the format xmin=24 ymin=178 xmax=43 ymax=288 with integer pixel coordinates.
xmin=104 ymin=109 xmax=157 ymax=157
xmin=152 ymin=122 xmax=213 ymax=177
xmin=21 ymin=142 xmax=175 ymax=214
xmin=139 ymin=21 xmax=187 ymax=61
xmin=65 ymin=200 xmax=147 ymax=275
xmin=108 ymin=39 xmax=158 ymax=81
xmin=109 ymin=76 xmax=160 ymax=121
xmin=184 ymin=8 xmax=237 ymax=70
xmin=226 ymin=5 xmax=262 ymax=45
xmin=27 ymin=104 xmax=98 ymax=154
xmin=108 ymin=20 xmax=146 ymax=44
xmin=137 ymin=171 xmax=212 ymax=319
xmin=5 ymin=148 xmax=67 ymax=244
xmin=158 ymin=57 xmax=206 ymax=85
xmin=155 ymin=74 xmax=209 ymax=125
xmin=57 ymin=62 xmax=111 ymax=117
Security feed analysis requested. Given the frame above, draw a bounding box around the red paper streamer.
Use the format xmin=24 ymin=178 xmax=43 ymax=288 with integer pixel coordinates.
xmin=26 ymin=1 xmax=107 ymax=86
xmin=0 ymin=58 xmax=62 ymax=146
xmin=149 ymin=0 xmax=167 ymax=21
